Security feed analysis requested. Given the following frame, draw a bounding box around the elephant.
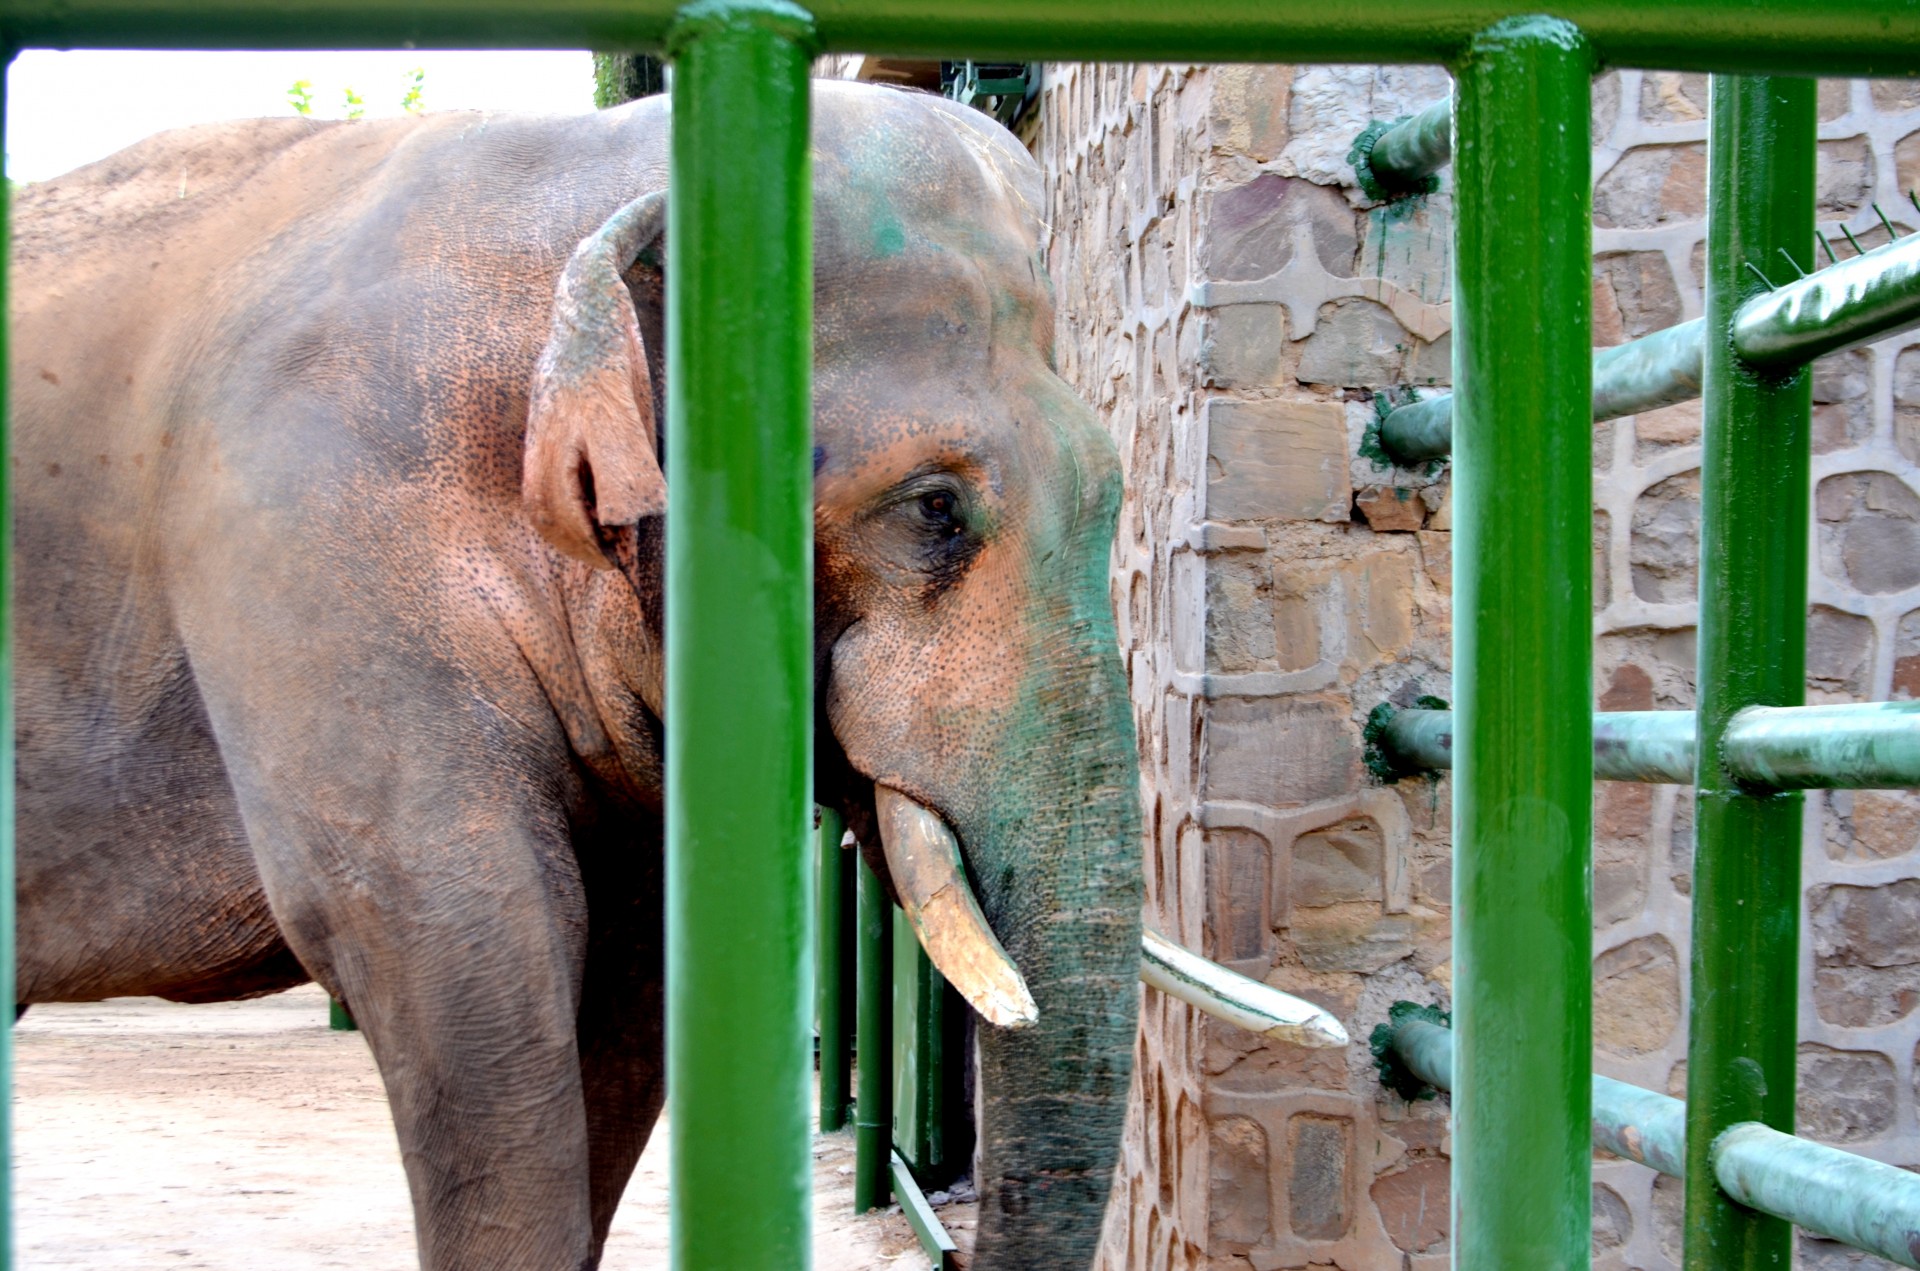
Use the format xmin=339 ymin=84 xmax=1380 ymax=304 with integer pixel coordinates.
xmin=10 ymin=80 xmax=1142 ymax=1269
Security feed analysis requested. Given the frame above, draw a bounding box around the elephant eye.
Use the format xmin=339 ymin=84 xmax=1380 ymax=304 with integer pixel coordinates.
xmin=917 ymin=489 xmax=964 ymax=537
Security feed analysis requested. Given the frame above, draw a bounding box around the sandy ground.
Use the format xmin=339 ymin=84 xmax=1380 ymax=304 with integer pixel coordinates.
xmin=15 ymin=985 xmax=972 ymax=1269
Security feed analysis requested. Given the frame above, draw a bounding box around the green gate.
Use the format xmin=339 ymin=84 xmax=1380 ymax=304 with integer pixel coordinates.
xmin=3 ymin=3 xmax=1920 ymax=1270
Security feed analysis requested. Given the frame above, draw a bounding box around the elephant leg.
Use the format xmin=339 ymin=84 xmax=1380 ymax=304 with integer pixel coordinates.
xmin=575 ymin=810 xmax=668 ymax=1257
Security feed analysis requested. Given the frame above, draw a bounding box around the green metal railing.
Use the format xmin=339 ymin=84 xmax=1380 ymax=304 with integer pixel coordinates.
xmin=6 ymin=4 xmax=1920 ymax=1271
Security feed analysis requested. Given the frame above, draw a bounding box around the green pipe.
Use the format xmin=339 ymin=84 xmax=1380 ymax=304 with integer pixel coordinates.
xmin=853 ymin=858 xmax=892 ymax=1212
xmin=815 ymin=808 xmax=853 ymax=1133
xmin=2 ymin=0 xmax=1919 ymax=72
xmin=1354 ymin=98 xmax=1452 ymax=199
xmin=1376 ymin=702 xmax=1918 ymax=788
xmin=1381 ymin=225 xmax=1920 ymax=466
xmin=1450 ymin=19 xmax=1593 ymax=1269
xmin=1735 ymin=232 xmax=1920 ymax=368
xmin=1380 ymin=321 xmax=1707 ymax=464
xmin=1713 ymin=1123 xmax=1920 ymax=1269
xmin=664 ymin=5 xmax=817 ymax=1268
xmin=1 ymin=57 xmax=13 ymax=1271
xmin=1685 ymin=73 xmax=1814 ymax=1271
xmin=1385 ymin=1020 xmax=1920 ymax=1266
xmin=1726 ymin=702 xmax=1920 ymax=789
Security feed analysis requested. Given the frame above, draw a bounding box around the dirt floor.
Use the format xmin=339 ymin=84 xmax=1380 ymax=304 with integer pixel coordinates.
xmin=15 ymin=986 xmax=973 ymax=1269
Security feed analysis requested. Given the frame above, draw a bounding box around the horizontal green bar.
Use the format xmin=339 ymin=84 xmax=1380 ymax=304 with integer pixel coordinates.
xmin=1385 ymin=1019 xmax=1920 ymax=1268
xmin=888 ymin=1152 xmax=958 ymax=1271
xmin=1735 ymin=232 xmax=1920 ymax=368
xmin=1726 ymin=702 xmax=1920 ymax=790
xmin=1715 ymin=1123 xmax=1920 ymax=1269
xmin=3 ymin=0 xmax=1920 ymax=70
xmin=1375 ymin=703 xmax=1920 ymax=788
xmin=1380 ymin=321 xmax=1705 ymax=464
xmin=1379 ymin=233 xmax=1920 ymax=467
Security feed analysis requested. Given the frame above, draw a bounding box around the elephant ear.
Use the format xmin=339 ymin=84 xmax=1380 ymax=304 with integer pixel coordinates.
xmin=524 ymin=190 xmax=668 ymax=569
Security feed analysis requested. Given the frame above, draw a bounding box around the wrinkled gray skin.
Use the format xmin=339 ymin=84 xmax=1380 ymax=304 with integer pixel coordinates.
xmin=12 ymin=81 xmax=1141 ymax=1270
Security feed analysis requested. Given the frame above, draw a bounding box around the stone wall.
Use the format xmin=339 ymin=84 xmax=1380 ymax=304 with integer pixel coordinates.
xmin=1027 ymin=62 xmax=1920 ymax=1271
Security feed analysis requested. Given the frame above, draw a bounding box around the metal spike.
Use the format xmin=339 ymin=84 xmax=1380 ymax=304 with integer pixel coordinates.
xmin=1775 ymin=247 xmax=1808 ymax=279
xmin=1909 ymin=189 xmax=1920 ymax=219
xmin=1817 ymin=232 xmax=1839 ymax=267
xmin=1874 ymin=202 xmax=1901 ymax=240
xmin=1743 ymin=261 xmax=1777 ymax=291
xmin=1841 ymin=224 xmax=1867 ymax=257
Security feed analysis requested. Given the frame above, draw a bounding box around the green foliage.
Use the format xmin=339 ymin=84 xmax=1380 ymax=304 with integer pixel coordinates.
xmin=401 ymin=67 xmax=426 ymax=115
xmin=343 ymin=86 xmax=366 ymax=121
xmin=592 ymin=53 xmax=666 ymax=109
xmin=287 ymin=79 xmax=315 ymax=117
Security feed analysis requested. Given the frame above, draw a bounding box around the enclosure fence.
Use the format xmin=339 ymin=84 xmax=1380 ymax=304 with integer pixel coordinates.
xmin=2 ymin=2 xmax=1919 ymax=1269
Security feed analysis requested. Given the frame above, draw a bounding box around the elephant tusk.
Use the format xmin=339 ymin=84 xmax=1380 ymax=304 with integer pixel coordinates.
xmin=1140 ymin=928 xmax=1349 ymax=1048
xmin=874 ymin=785 xmax=1038 ymax=1028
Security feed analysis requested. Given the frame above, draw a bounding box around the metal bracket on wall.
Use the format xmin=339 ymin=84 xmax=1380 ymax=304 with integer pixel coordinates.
xmin=941 ymin=60 xmax=1039 ymax=129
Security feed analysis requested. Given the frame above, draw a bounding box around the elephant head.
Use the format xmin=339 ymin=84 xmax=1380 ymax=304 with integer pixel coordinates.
xmin=525 ymin=83 xmax=1143 ymax=1268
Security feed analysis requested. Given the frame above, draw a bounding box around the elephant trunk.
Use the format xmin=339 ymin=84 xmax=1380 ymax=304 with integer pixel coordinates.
xmin=966 ymin=620 xmax=1143 ymax=1269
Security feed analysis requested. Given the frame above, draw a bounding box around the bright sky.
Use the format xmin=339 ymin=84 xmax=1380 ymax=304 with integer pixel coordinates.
xmin=6 ymin=49 xmax=599 ymax=183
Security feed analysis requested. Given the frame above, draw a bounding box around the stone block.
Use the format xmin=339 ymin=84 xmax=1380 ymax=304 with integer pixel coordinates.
xmin=1201 ymin=173 xmax=1357 ymax=283
xmin=1208 ymin=1115 xmax=1271 ymax=1246
xmin=1807 ymin=605 xmax=1875 ymax=696
xmin=1635 ymin=399 xmax=1701 ymax=451
xmin=1817 ymin=136 xmax=1874 ymax=219
xmin=1796 ymin=1043 xmax=1897 ymax=1143
xmin=1593 ymin=934 xmax=1681 ymax=1057
xmin=1817 ymin=472 xmax=1920 ymax=595
xmin=1291 ymin=903 xmax=1427 ymax=973
xmin=1594 ymin=144 xmax=1707 ymax=229
xmin=1593 ymin=1182 xmax=1632 ymax=1253
xmin=1208 ymin=64 xmax=1291 ymax=164
xmin=1851 ymin=789 xmax=1920 ymax=859
xmin=1630 ymin=470 xmax=1701 ymax=603
xmin=1206 ymin=826 xmax=1272 ymax=963
xmin=1811 ymin=880 xmax=1920 ymax=1026
xmin=1297 ymin=298 xmax=1409 ymax=389
xmin=1346 ymin=552 xmax=1417 ymax=664
xmin=1203 ymin=693 xmax=1358 ymax=806
xmin=1594 ymin=251 xmax=1683 ymax=343
xmin=1599 ymin=663 xmax=1655 ymax=712
xmin=1639 ymin=71 xmax=1707 ymax=122
xmin=1292 ymin=817 xmax=1385 ymax=908
xmin=1355 ymin=485 xmax=1426 ymax=532
xmin=1206 ymin=554 xmax=1279 ymax=674
xmin=1205 ymin=398 xmax=1351 ymax=523
xmin=1370 ymin=1158 xmax=1449 ymax=1253
xmin=1200 ymin=304 xmax=1288 ymax=389
xmin=1286 ymin=1114 xmax=1351 ymax=1241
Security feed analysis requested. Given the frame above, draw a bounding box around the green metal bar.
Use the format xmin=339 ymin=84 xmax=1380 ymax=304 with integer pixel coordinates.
xmin=1382 ymin=228 xmax=1920 ymax=465
xmin=1355 ymin=97 xmax=1453 ymax=197
xmin=1726 ymin=702 xmax=1920 ymax=789
xmin=328 ymin=996 xmax=358 ymax=1031
xmin=1 ymin=51 xmax=14 ymax=1271
xmin=1385 ymin=1020 xmax=1920 ymax=1265
xmin=3 ymin=0 xmax=1920 ymax=71
xmin=1685 ymin=72 xmax=1814 ymax=1271
xmin=1713 ymin=1123 xmax=1920 ymax=1269
xmin=1735 ymin=231 xmax=1920 ymax=368
xmin=1376 ymin=703 xmax=1918 ymax=788
xmin=815 ymin=807 xmax=853 ymax=1133
xmin=853 ymin=858 xmax=891 ymax=1213
xmin=888 ymin=1152 xmax=959 ymax=1271
xmin=664 ymin=5 xmax=816 ymax=1268
xmin=1450 ymin=19 xmax=1593 ymax=1270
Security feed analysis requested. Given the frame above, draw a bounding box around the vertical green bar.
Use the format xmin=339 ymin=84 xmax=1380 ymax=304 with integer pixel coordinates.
xmin=1 ymin=51 xmax=14 ymax=1271
xmin=816 ymin=807 xmax=852 ymax=1133
xmin=1683 ymin=74 xmax=1813 ymax=1271
xmin=1450 ymin=19 xmax=1593 ymax=1270
xmin=853 ymin=858 xmax=892 ymax=1212
xmin=665 ymin=4 xmax=817 ymax=1268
